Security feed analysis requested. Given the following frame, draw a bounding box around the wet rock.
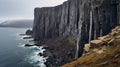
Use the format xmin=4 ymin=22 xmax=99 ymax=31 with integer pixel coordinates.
xmin=24 ymin=44 xmax=34 ymax=47
xmin=39 ymin=53 xmax=43 ymax=56
xmin=26 ymin=29 xmax=33 ymax=35
xmin=23 ymin=36 xmax=32 ymax=39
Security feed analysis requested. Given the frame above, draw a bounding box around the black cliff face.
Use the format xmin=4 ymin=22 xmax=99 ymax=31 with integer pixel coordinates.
xmin=33 ymin=0 xmax=119 ymax=56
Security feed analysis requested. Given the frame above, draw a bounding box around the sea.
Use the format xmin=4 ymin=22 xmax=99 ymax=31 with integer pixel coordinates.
xmin=0 ymin=28 xmax=46 ymax=67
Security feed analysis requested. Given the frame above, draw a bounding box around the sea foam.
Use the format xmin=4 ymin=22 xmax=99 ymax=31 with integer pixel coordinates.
xmin=24 ymin=46 xmax=47 ymax=67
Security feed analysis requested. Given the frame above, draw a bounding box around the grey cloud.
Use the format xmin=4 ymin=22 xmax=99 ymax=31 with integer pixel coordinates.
xmin=0 ymin=0 xmax=66 ymax=21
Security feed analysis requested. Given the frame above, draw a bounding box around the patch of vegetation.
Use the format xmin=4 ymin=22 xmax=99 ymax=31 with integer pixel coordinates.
xmin=62 ymin=44 xmax=120 ymax=67
xmin=66 ymin=37 xmax=76 ymax=46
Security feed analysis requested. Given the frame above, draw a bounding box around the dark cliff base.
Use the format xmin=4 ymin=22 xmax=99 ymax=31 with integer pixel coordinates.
xmin=37 ymin=37 xmax=76 ymax=67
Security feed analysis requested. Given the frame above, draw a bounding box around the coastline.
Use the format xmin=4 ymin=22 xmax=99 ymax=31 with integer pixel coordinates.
xmin=19 ymin=33 xmax=47 ymax=67
xmin=22 ymin=33 xmax=76 ymax=67
xmin=37 ymin=37 xmax=76 ymax=67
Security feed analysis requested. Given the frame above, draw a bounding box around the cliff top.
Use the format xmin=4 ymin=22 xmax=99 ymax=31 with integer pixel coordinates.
xmin=35 ymin=0 xmax=69 ymax=9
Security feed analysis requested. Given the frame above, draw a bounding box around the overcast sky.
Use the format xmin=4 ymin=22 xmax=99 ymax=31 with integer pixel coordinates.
xmin=0 ymin=0 xmax=67 ymax=22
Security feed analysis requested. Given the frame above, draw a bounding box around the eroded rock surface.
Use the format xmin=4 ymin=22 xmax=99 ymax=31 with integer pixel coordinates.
xmin=33 ymin=0 xmax=119 ymax=56
xmin=32 ymin=0 xmax=120 ymax=66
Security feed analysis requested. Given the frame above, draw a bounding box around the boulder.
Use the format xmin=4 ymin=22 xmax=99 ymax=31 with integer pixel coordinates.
xmin=26 ymin=29 xmax=33 ymax=35
xmin=90 ymin=40 xmax=103 ymax=48
xmin=84 ymin=43 xmax=90 ymax=52
xmin=23 ymin=36 xmax=32 ymax=39
xmin=24 ymin=44 xmax=34 ymax=47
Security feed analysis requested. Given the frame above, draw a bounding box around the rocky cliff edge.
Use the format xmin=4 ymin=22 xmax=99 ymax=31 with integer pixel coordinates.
xmin=62 ymin=26 xmax=120 ymax=67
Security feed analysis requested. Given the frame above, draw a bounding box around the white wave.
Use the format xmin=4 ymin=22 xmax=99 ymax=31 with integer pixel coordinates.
xmin=18 ymin=44 xmax=44 ymax=51
xmin=14 ymin=32 xmax=33 ymax=41
xmin=25 ymin=46 xmax=47 ymax=67
xmin=16 ymin=31 xmax=47 ymax=67
xmin=14 ymin=33 xmax=25 ymax=40
xmin=18 ymin=44 xmax=25 ymax=47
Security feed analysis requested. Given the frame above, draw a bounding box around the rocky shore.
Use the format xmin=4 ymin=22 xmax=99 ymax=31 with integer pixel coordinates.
xmin=37 ymin=37 xmax=76 ymax=67
xmin=21 ymin=34 xmax=76 ymax=67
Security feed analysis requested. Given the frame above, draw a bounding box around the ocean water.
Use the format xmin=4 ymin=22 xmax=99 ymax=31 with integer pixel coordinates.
xmin=0 ymin=28 xmax=46 ymax=67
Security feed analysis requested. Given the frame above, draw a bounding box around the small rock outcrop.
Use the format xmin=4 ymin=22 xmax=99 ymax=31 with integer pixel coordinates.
xmin=24 ymin=44 xmax=34 ymax=47
xmin=26 ymin=29 xmax=33 ymax=35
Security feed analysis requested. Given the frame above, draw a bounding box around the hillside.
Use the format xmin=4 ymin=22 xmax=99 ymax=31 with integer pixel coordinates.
xmin=0 ymin=19 xmax=33 ymax=28
xmin=62 ymin=26 xmax=120 ymax=67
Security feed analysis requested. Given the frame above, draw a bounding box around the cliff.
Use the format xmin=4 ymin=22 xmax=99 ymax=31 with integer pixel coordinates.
xmin=33 ymin=0 xmax=119 ymax=57
xmin=62 ymin=26 xmax=120 ymax=67
xmin=118 ymin=0 xmax=120 ymax=24
xmin=33 ymin=0 xmax=81 ymax=41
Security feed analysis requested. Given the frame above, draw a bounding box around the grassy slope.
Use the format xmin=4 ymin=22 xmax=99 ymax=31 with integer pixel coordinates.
xmin=62 ymin=26 xmax=120 ymax=67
